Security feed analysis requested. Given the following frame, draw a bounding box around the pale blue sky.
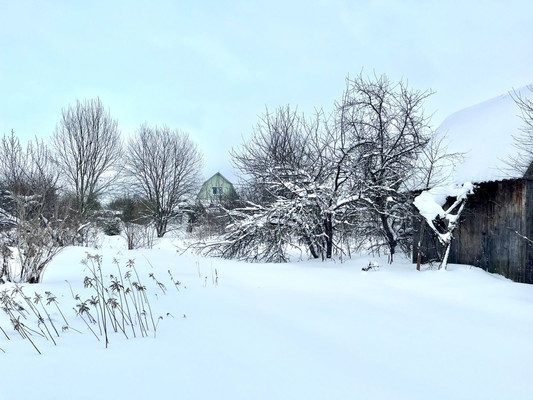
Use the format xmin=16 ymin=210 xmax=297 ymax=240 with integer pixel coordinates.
xmin=1 ymin=0 xmax=532 ymax=181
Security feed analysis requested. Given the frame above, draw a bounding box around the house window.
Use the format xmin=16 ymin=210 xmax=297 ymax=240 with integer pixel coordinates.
xmin=212 ymin=186 xmax=223 ymax=195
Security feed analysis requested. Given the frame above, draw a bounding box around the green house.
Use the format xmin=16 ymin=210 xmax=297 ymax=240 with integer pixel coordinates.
xmin=197 ymin=172 xmax=237 ymax=205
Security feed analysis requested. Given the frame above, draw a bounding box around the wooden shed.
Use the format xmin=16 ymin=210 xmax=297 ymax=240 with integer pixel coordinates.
xmin=415 ymin=178 xmax=533 ymax=283
xmin=414 ymin=87 xmax=533 ymax=283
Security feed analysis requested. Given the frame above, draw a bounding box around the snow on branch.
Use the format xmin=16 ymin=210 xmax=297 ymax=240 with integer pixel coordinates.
xmin=413 ymin=182 xmax=474 ymax=269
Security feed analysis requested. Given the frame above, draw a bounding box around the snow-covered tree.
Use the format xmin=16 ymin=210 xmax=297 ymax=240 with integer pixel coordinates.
xmin=220 ymin=106 xmax=334 ymax=260
xmin=205 ymin=75 xmax=435 ymax=263
xmin=336 ymin=73 xmax=433 ymax=262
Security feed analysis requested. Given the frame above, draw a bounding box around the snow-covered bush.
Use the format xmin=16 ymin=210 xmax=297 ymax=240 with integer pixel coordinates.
xmin=200 ymin=202 xmax=292 ymax=262
xmin=0 ymin=134 xmax=75 ymax=283
xmin=107 ymin=195 xmax=156 ymax=249
xmin=90 ymin=207 xmax=122 ymax=237
xmin=122 ymin=222 xmax=156 ymax=250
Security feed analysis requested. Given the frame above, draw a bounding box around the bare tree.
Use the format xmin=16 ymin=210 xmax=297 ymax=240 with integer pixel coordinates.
xmin=125 ymin=125 xmax=203 ymax=238
xmin=52 ymin=97 xmax=122 ymax=223
xmin=232 ymin=106 xmax=316 ymax=202
xmin=508 ymin=86 xmax=533 ymax=175
xmin=338 ymin=73 xmax=433 ymax=262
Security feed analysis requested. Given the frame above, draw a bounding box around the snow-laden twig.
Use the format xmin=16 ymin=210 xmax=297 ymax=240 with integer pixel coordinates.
xmin=414 ymin=182 xmax=474 ymax=269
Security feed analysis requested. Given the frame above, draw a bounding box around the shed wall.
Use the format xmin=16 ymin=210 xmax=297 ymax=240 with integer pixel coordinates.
xmin=414 ymin=179 xmax=533 ymax=283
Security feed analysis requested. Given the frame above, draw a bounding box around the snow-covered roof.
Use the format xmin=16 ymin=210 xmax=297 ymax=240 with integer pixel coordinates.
xmin=436 ymin=86 xmax=533 ymax=184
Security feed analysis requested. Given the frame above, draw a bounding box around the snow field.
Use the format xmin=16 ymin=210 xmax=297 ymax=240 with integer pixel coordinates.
xmin=1 ymin=236 xmax=532 ymax=400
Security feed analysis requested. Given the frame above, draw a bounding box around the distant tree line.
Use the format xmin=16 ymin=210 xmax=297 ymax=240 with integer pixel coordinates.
xmin=0 ymin=97 xmax=203 ymax=283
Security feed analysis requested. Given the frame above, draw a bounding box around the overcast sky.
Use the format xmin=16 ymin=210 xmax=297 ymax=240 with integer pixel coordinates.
xmin=1 ymin=0 xmax=532 ymax=182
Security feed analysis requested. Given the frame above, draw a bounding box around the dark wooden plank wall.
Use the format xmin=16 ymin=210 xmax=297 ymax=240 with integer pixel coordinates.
xmin=524 ymin=179 xmax=533 ymax=283
xmin=414 ymin=179 xmax=533 ymax=283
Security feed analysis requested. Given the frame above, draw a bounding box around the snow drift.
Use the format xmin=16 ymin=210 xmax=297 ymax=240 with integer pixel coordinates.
xmin=436 ymin=86 xmax=533 ymax=184
xmin=1 ymin=236 xmax=532 ymax=400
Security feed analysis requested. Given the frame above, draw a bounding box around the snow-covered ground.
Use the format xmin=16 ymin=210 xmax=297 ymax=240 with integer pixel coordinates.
xmin=1 ymin=236 xmax=532 ymax=400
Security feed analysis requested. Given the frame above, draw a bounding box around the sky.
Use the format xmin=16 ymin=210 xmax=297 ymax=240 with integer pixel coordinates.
xmin=1 ymin=0 xmax=532 ymax=183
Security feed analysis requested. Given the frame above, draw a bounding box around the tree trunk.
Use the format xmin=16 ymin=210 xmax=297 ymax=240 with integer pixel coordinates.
xmin=324 ymin=215 xmax=333 ymax=259
xmin=305 ymin=236 xmax=319 ymax=259
xmin=440 ymin=243 xmax=451 ymax=270
xmin=155 ymin=219 xmax=167 ymax=238
xmin=380 ymin=214 xmax=397 ymax=264
xmin=416 ymin=219 xmax=425 ymax=271
xmin=388 ymin=244 xmax=395 ymax=264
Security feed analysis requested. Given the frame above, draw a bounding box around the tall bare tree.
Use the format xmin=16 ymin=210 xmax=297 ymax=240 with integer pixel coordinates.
xmin=52 ymin=97 xmax=122 ymax=223
xmin=125 ymin=125 xmax=203 ymax=238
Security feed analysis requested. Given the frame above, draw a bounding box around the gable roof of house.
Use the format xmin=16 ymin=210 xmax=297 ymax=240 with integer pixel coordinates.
xmin=436 ymin=86 xmax=533 ymax=185
xmin=200 ymin=172 xmax=234 ymax=187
